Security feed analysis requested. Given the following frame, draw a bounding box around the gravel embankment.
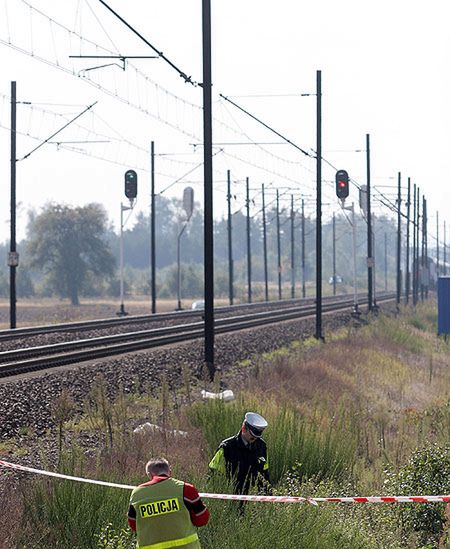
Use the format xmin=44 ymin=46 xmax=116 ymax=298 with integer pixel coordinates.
xmin=0 ymin=310 xmax=354 ymax=440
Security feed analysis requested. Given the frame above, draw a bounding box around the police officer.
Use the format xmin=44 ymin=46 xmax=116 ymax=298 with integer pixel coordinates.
xmin=128 ymin=457 xmax=209 ymax=548
xmin=209 ymin=412 xmax=269 ymax=494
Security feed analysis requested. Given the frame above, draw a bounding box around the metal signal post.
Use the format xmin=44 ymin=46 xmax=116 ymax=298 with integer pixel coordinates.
xmin=384 ymin=232 xmax=388 ymax=291
xmin=396 ymin=172 xmax=402 ymax=308
xmin=421 ymin=195 xmax=425 ymax=302
xmin=315 ymin=70 xmax=323 ymax=340
xmin=349 ymin=203 xmax=359 ymax=315
xmin=424 ymin=198 xmax=428 ymax=299
xmin=150 ymin=141 xmax=156 ymax=314
xmin=262 ymin=183 xmax=269 ymax=301
xmin=341 ymin=201 xmax=360 ymax=317
xmin=246 ymin=177 xmax=252 ymax=303
xmin=202 ymin=0 xmax=215 ymax=379
xmin=335 ymin=169 xmax=359 ymax=316
xmin=332 ymin=213 xmax=336 ymax=296
xmin=366 ymin=134 xmax=373 ymax=312
xmin=301 ymin=198 xmax=306 ymax=298
xmin=10 ymin=81 xmax=17 ymax=329
xmin=118 ymin=201 xmax=133 ymax=316
xmin=290 ymin=195 xmax=295 ymax=298
xmin=414 ymin=187 xmax=417 ymax=303
xmin=276 ymin=189 xmax=282 ymax=300
xmin=227 ymin=170 xmax=234 ymax=305
xmin=119 ymin=169 xmax=138 ymax=316
xmin=405 ymin=177 xmax=411 ymax=303
xmin=414 ymin=187 xmax=420 ymax=305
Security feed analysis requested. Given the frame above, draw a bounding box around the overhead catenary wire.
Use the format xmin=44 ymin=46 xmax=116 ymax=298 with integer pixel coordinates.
xmin=1 ymin=55 xmax=302 ymax=190
xmin=85 ymin=0 xmax=120 ymax=54
xmin=3 ymin=1 xmax=204 ymax=137
xmin=96 ymin=0 xmax=197 ymax=85
xmin=1 ymin=0 xmax=429 ymax=232
xmin=19 ymin=101 xmax=97 ymax=161
xmin=0 ymin=92 xmax=204 ymax=168
xmin=218 ymin=100 xmax=312 ymax=170
xmin=219 ymin=93 xmax=312 ymax=158
xmin=0 ymin=0 xmax=431 ymax=225
xmin=1 ymin=0 xmax=315 ymax=187
xmin=158 ymin=149 xmax=224 ymax=195
xmin=0 ymin=121 xmax=195 ymax=179
xmin=93 ymin=0 xmax=315 ymax=175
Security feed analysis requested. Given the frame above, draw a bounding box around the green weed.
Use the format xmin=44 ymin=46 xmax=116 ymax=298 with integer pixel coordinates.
xmin=0 ymin=438 xmax=28 ymax=457
xmin=188 ymin=396 xmax=356 ymax=484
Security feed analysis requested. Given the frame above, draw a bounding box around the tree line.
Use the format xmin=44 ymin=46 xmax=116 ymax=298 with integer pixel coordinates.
xmin=0 ymin=197 xmax=399 ymax=305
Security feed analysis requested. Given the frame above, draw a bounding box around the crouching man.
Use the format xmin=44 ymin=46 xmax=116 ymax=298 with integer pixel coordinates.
xmin=128 ymin=457 xmax=210 ymax=548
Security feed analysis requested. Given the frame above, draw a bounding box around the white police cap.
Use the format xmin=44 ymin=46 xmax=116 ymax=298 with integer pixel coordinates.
xmin=244 ymin=412 xmax=268 ymax=437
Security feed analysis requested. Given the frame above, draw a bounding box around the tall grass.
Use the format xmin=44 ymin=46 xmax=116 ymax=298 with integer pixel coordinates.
xmin=188 ymin=396 xmax=356 ymax=484
xmin=197 ymin=496 xmax=388 ymax=549
xmin=6 ymin=301 xmax=450 ymax=548
xmin=15 ymin=453 xmax=398 ymax=549
xmin=17 ymin=451 xmax=132 ymax=549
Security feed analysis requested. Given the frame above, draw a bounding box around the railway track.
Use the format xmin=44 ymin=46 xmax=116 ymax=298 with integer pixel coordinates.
xmin=0 ymin=294 xmax=354 ymax=342
xmin=0 ymin=293 xmax=395 ymax=378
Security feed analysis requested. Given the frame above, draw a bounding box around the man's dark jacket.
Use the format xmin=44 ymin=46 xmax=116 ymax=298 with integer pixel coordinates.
xmin=209 ymin=432 xmax=269 ymax=494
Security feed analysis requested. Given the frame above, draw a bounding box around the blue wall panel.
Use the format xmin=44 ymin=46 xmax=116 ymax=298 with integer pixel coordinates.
xmin=437 ymin=277 xmax=450 ymax=335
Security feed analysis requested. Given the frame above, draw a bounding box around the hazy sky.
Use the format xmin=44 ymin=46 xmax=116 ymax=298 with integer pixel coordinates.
xmin=1 ymin=0 xmax=449 ymax=246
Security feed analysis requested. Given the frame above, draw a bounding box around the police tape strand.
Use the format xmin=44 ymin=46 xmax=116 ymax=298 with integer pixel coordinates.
xmin=1 ymin=459 xmax=449 ymax=505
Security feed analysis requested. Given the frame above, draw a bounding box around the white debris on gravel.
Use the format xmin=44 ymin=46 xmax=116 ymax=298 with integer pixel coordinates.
xmin=133 ymin=422 xmax=187 ymax=437
xmin=201 ymin=389 xmax=235 ymax=401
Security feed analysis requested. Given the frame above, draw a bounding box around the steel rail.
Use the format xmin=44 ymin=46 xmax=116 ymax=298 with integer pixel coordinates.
xmin=0 ymin=294 xmax=395 ymax=378
xmin=0 ymin=293 xmax=393 ymax=362
xmin=0 ymin=294 xmax=354 ymax=342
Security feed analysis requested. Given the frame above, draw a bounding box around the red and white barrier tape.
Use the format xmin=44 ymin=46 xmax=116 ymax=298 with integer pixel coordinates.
xmin=1 ymin=459 xmax=449 ymax=504
xmin=0 ymin=459 xmax=135 ymax=490
xmin=199 ymin=493 xmax=450 ymax=504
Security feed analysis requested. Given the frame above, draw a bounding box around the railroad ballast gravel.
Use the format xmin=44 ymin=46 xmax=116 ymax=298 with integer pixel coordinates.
xmin=0 ymin=310 xmax=361 ymax=441
xmin=0 ymin=296 xmax=322 ymax=352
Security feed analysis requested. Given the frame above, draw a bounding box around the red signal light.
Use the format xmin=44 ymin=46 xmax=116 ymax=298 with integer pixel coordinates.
xmin=335 ymin=170 xmax=349 ymax=199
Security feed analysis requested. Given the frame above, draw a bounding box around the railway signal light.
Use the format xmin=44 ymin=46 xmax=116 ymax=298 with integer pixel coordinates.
xmin=335 ymin=169 xmax=349 ymax=200
xmin=124 ymin=170 xmax=138 ymax=200
xmin=182 ymin=186 xmax=194 ymax=220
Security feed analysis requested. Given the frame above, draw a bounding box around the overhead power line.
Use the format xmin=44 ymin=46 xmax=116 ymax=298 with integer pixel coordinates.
xmin=19 ymin=101 xmax=97 ymax=160
xmin=0 ymin=92 xmax=201 ymax=168
xmin=1 ymin=0 xmax=313 ymax=185
xmin=219 ymin=93 xmax=311 ymax=157
xmin=158 ymin=149 xmax=224 ymax=195
xmin=96 ymin=0 xmax=197 ymax=85
xmin=1 ymin=1 xmax=418 ymax=225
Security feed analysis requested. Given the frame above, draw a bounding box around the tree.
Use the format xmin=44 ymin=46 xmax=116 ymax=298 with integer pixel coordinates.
xmin=27 ymin=203 xmax=115 ymax=305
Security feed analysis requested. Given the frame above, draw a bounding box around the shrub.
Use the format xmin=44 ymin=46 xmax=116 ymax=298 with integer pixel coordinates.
xmin=390 ymin=443 xmax=450 ymax=547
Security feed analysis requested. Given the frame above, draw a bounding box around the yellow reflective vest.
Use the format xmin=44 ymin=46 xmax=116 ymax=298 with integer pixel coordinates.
xmin=130 ymin=478 xmax=200 ymax=549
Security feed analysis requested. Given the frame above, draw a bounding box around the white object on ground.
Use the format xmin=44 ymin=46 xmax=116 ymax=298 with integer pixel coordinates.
xmin=201 ymin=389 xmax=235 ymax=402
xmin=133 ymin=422 xmax=187 ymax=437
